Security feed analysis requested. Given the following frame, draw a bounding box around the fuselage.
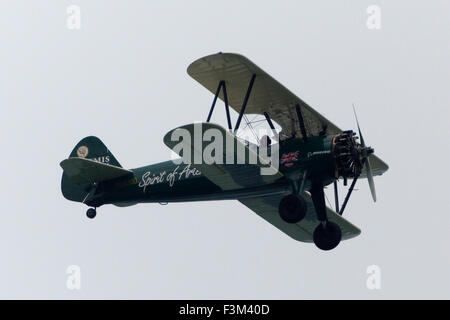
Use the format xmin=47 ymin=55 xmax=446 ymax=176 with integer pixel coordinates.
xmin=87 ymin=135 xmax=339 ymax=208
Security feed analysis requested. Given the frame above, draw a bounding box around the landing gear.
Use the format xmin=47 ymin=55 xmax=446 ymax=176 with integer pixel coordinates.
xmin=309 ymin=180 xmax=342 ymax=250
xmin=86 ymin=208 xmax=96 ymax=219
xmin=278 ymin=194 xmax=307 ymax=223
xmin=313 ymin=221 xmax=342 ymax=251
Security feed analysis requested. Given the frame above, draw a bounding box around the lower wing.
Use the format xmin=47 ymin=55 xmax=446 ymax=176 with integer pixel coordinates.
xmin=239 ymin=192 xmax=361 ymax=243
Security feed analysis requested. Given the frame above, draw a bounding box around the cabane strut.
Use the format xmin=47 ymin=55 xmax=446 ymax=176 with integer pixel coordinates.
xmin=206 ymin=80 xmax=232 ymax=130
xmin=295 ymin=104 xmax=308 ymax=142
xmin=206 ymin=74 xmax=256 ymax=134
xmin=234 ymin=74 xmax=256 ymax=134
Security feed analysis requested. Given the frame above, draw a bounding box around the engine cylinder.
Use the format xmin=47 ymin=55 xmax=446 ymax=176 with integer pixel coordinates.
xmin=332 ymin=131 xmax=363 ymax=179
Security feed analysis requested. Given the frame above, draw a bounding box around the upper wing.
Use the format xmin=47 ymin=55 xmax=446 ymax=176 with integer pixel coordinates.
xmin=187 ymin=52 xmax=340 ymax=139
xmin=188 ymin=52 xmax=388 ymax=177
xmin=239 ymin=192 xmax=361 ymax=243
xmin=60 ymin=157 xmax=133 ymax=184
xmin=163 ymin=122 xmax=283 ymax=190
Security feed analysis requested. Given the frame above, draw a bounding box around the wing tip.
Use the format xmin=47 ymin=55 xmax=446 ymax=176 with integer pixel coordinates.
xmin=187 ymin=52 xmax=249 ymax=76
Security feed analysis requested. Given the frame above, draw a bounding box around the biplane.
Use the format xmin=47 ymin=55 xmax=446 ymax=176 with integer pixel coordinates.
xmin=60 ymin=53 xmax=388 ymax=250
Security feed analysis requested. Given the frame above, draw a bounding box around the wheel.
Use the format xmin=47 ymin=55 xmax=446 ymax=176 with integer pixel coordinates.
xmin=313 ymin=221 xmax=342 ymax=251
xmin=278 ymin=194 xmax=307 ymax=223
xmin=86 ymin=208 xmax=96 ymax=219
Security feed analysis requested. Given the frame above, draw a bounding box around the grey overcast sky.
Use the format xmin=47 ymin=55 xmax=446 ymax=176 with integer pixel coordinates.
xmin=0 ymin=0 xmax=449 ymax=299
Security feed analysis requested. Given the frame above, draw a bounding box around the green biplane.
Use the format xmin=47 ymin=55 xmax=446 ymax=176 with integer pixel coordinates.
xmin=60 ymin=53 xmax=388 ymax=250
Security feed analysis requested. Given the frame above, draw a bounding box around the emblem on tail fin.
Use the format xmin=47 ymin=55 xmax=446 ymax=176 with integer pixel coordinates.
xmin=76 ymin=146 xmax=89 ymax=158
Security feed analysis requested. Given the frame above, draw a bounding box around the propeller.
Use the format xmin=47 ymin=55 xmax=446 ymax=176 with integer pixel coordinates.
xmin=352 ymin=104 xmax=377 ymax=202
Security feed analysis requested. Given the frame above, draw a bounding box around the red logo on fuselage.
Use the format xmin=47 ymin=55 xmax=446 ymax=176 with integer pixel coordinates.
xmin=281 ymin=151 xmax=299 ymax=167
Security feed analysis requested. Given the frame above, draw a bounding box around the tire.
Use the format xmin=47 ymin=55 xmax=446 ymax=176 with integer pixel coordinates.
xmin=278 ymin=194 xmax=307 ymax=223
xmin=313 ymin=221 xmax=342 ymax=251
xmin=86 ymin=208 xmax=96 ymax=219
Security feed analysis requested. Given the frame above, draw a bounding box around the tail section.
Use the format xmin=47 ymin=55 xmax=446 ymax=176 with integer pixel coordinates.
xmin=61 ymin=136 xmax=122 ymax=203
xmin=68 ymin=136 xmax=122 ymax=167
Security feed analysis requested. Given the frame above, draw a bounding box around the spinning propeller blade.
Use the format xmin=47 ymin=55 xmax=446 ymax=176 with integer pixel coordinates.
xmin=352 ymin=104 xmax=377 ymax=202
xmin=365 ymin=156 xmax=377 ymax=202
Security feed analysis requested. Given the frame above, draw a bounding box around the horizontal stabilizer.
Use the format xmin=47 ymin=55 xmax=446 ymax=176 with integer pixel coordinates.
xmin=60 ymin=157 xmax=132 ymax=185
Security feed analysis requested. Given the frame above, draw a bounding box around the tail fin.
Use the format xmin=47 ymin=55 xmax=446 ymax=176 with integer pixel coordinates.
xmin=61 ymin=136 xmax=122 ymax=203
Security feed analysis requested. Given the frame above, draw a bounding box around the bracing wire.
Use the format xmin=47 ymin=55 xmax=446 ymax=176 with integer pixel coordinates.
xmin=243 ymin=114 xmax=260 ymax=143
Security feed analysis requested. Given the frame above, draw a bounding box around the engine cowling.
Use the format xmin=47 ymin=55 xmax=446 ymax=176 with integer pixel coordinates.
xmin=332 ymin=130 xmax=363 ymax=179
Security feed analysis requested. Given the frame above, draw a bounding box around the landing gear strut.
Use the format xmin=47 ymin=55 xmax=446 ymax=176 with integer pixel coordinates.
xmin=310 ymin=181 xmax=342 ymax=250
xmin=86 ymin=208 xmax=96 ymax=219
xmin=278 ymin=194 xmax=307 ymax=223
